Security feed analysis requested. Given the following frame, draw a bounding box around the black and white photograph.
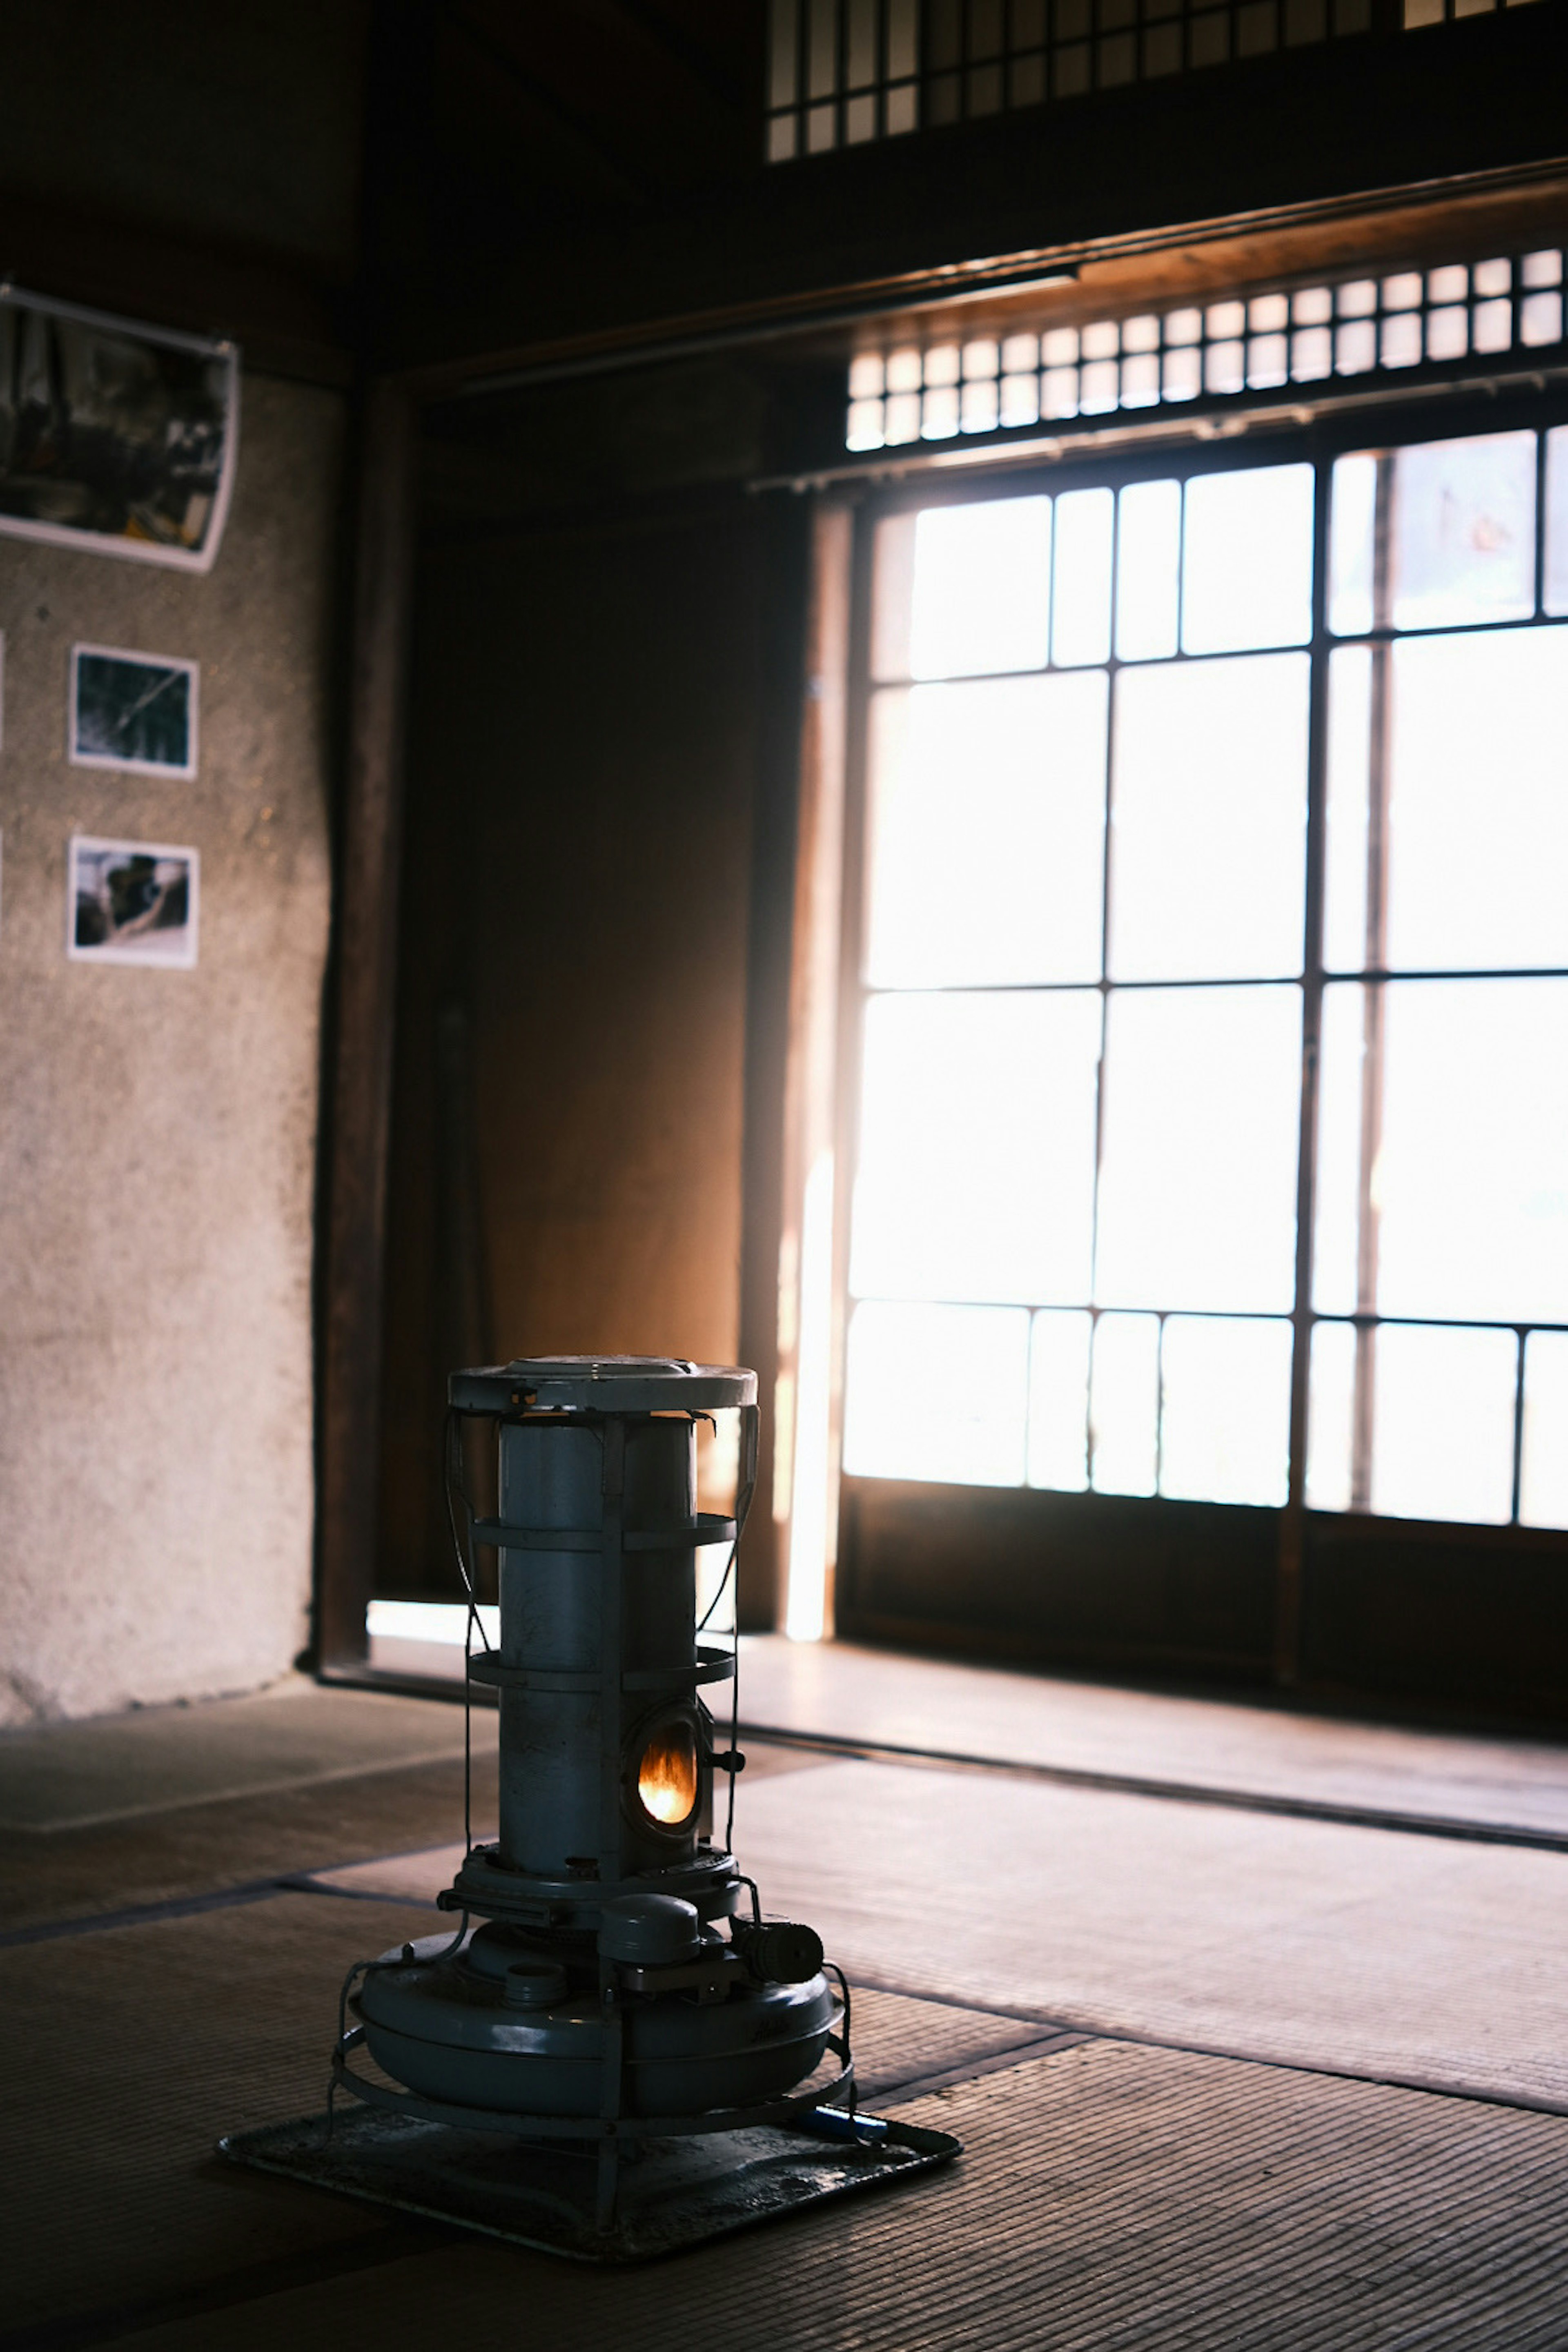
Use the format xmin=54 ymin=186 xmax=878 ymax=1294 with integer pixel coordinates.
xmin=67 ymin=835 xmax=198 ymax=969
xmin=0 ymin=288 xmax=238 ymax=572
xmin=70 ymin=644 xmax=197 ymax=777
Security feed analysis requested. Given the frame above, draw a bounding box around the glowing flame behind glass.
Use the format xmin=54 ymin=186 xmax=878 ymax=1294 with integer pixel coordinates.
xmin=637 ymin=1721 xmax=698 ymax=1825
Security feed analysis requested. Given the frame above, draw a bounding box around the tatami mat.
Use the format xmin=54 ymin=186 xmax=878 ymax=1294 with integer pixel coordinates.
xmin=738 ymin=1636 xmax=1568 ymax=1839
xmin=113 ymin=2042 xmax=1568 ymax=2352
xmin=0 ymin=1752 xmax=494 ymax=1937
xmin=740 ymin=1757 xmax=1568 ymax=2112
xmin=0 ymin=1678 xmax=496 ymax=1833
xmin=302 ymin=1751 xmax=1568 ymax=2114
xmin=0 ymin=1888 xmax=1035 ymax=2341
xmin=1 ymin=1893 xmax=430 ymax=2335
xmin=11 ymin=1663 xmax=1568 ymax=2348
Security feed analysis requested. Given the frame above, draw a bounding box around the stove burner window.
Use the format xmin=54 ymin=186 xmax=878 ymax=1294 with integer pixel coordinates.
xmin=635 ymin=1716 xmax=699 ymax=1826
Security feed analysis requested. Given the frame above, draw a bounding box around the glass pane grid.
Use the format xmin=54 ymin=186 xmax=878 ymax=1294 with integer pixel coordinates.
xmin=1308 ymin=428 xmax=1568 ymax=1528
xmin=846 ymin=426 xmax=1568 ymax=1533
xmin=849 ymin=459 xmax=1314 ymax=1509
xmin=843 ymin=246 xmax=1565 ymax=452
xmin=769 ymin=0 xmax=1543 ymax=160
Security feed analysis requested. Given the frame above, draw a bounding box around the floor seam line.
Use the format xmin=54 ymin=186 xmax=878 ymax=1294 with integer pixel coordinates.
xmin=847 ymin=1976 xmax=1568 ymax=2121
xmin=732 ymin=1723 xmax=1568 ymax=1855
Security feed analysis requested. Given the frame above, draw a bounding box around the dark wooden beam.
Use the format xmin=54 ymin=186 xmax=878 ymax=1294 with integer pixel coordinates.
xmin=316 ymin=376 xmax=419 ymax=1668
xmin=0 ymin=187 xmax=351 ymax=386
xmin=378 ymin=7 xmax=1568 ymax=383
xmin=442 ymin=4 xmax=653 ymax=207
xmin=602 ymin=0 xmax=751 ymax=116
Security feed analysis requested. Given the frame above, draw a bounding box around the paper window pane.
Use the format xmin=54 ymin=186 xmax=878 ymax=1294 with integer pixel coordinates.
xmin=961 ymin=378 xmax=1000 ymax=432
xmin=846 ymin=400 xmax=886 ymax=451
xmin=1328 ymin=452 xmax=1377 ymax=637
xmin=1385 ymin=627 xmax=1568 ymax=971
xmin=1247 ymin=332 xmax=1288 ymax=388
xmin=1090 ymin=1312 xmax=1159 ymax=1495
xmin=910 ymin=497 xmax=1052 ymax=679
xmin=1390 ymin=430 xmax=1536 ymax=629
xmin=1080 ymin=360 xmax=1118 ymax=414
xmin=1312 ymin=982 xmax=1365 ymax=1318
xmin=1051 ymin=488 xmax=1114 ymax=666
xmin=1027 ymin=1309 xmax=1091 ymax=1490
xmin=1121 ymin=353 xmax=1160 ymax=408
xmin=1472 ymin=298 xmax=1512 ymax=354
xmin=864 ymin=672 xmax=1108 ymax=987
xmin=1115 ymin=479 xmax=1181 ymax=661
xmin=1292 ymin=326 xmax=1332 ymax=381
xmin=1163 ymin=347 xmax=1202 ymax=401
xmin=1374 ymin=978 xmax=1568 ymax=1324
xmin=769 ymin=0 xmax=799 ymax=106
xmin=1336 ymin=319 xmax=1376 ymax=376
xmin=1183 ymin=464 xmax=1314 ymax=653
xmin=1000 ymin=373 xmax=1040 ymax=428
xmin=1306 ymin=1319 xmax=1356 ymax=1511
xmin=1158 ymin=1315 xmax=1292 ymax=1506
xmin=850 ymin=989 xmax=1102 ymax=1306
xmin=1095 ymin=986 xmax=1302 ymax=1312
xmin=1370 ymin=1323 xmax=1517 ymax=1526
xmin=1109 ymin=653 xmax=1308 ymax=982
xmin=1520 ymin=1331 xmax=1568 ymax=1529
xmin=1042 ymin=366 xmax=1080 ymax=419
xmin=1426 ymin=305 xmax=1468 ymax=361
xmin=1522 ymin=291 xmax=1564 ymax=347
xmin=884 ymin=392 xmax=921 ymax=444
xmin=922 ymin=386 xmax=960 ymax=438
xmin=1381 ymin=313 xmax=1422 ymax=369
xmin=843 ymin=1301 xmax=1029 ymax=1485
xmin=1323 ymin=645 xmax=1371 ymax=972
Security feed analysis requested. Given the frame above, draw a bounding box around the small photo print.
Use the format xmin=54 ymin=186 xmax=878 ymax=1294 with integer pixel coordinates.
xmin=68 ymin=835 xmax=198 ymax=968
xmin=70 ymin=644 xmax=197 ymax=776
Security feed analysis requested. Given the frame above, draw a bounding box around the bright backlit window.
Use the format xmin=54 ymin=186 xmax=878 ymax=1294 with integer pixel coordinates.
xmin=842 ymin=426 xmax=1568 ymax=1527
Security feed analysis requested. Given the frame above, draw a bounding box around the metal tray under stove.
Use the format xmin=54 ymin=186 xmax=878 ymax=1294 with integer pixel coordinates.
xmin=219 ymin=2105 xmax=961 ymax=2265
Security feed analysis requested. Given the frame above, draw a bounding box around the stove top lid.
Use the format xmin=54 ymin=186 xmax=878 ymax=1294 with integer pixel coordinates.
xmin=448 ymin=1356 xmax=757 ymax=1413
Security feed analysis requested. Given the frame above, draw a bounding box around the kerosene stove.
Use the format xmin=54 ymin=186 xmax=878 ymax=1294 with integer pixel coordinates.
xmin=222 ymin=1356 xmax=957 ymax=2260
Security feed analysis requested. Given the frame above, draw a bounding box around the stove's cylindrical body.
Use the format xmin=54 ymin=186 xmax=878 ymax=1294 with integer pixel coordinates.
xmin=354 ymin=1358 xmax=844 ymax=2138
xmin=496 ymin=1411 xmax=700 ymax=1882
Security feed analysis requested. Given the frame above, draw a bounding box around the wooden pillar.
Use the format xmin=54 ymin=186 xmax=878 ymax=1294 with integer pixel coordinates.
xmin=736 ymin=495 xmax=814 ymax=1631
xmin=316 ymin=376 xmax=419 ymax=1668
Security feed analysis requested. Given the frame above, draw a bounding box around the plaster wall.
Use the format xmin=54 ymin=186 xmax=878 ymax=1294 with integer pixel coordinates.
xmin=0 ymin=373 xmax=342 ymax=1722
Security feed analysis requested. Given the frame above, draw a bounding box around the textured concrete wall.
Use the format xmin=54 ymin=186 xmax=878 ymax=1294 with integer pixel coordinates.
xmin=0 ymin=374 xmax=342 ymax=1722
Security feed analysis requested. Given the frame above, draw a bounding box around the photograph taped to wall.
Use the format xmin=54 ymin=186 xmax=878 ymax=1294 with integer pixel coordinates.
xmin=68 ymin=835 xmax=198 ymax=969
xmin=0 ymin=285 xmax=238 ymax=572
xmin=71 ymin=644 xmax=197 ymax=776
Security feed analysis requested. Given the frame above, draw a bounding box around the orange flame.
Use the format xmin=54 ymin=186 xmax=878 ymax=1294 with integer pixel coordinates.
xmin=637 ymin=1721 xmax=698 ymax=1825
